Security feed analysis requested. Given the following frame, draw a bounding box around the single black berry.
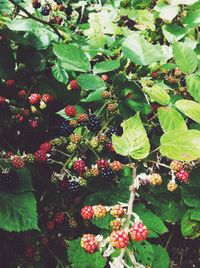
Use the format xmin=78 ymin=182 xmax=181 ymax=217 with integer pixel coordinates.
xmin=59 ymin=121 xmax=74 ymax=136
xmin=180 ymin=76 xmax=186 ymax=87
xmin=99 ymin=167 xmax=114 ymax=181
xmin=106 ymin=127 xmax=119 ymax=139
xmin=41 ymin=5 xmax=50 ymax=16
xmin=87 ymin=114 xmax=101 ymax=132
xmin=32 ymin=1 xmax=41 ymax=9
xmin=0 ymin=171 xmax=20 ymax=190
xmin=68 ymin=181 xmax=81 ymax=193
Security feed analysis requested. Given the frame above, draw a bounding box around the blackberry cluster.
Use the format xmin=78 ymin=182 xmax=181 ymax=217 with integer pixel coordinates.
xmin=59 ymin=121 xmax=74 ymax=136
xmin=87 ymin=114 xmax=101 ymax=132
xmin=180 ymin=76 xmax=186 ymax=87
xmin=106 ymin=127 xmax=119 ymax=139
xmin=68 ymin=181 xmax=81 ymax=193
xmin=41 ymin=5 xmax=51 ymax=16
xmin=0 ymin=171 xmax=20 ymax=190
xmin=99 ymin=167 xmax=114 ymax=181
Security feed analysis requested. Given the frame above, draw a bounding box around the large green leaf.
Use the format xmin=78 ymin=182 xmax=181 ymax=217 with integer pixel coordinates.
xmin=181 ymin=209 xmax=200 ymax=239
xmin=182 ymin=9 xmax=200 ymax=27
xmin=53 ymin=44 xmax=90 ymax=72
xmin=186 ymin=74 xmax=200 ymax=103
xmin=77 ymin=74 xmax=106 ymax=91
xmin=91 ymin=213 xmax=113 ymax=230
xmin=152 ymin=245 xmax=170 ymax=268
xmin=93 ymin=60 xmax=120 ymax=74
xmin=0 ymin=192 xmax=38 ymax=232
xmin=181 ymin=186 xmax=200 ymax=208
xmin=67 ymin=239 xmax=106 ymax=268
xmin=172 ymin=42 xmax=198 ymax=74
xmin=143 ymin=84 xmax=170 ymax=105
xmin=132 ymin=240 xmax=154 ymax=266
xmin=52 ymin=62 xmax=69 ymax=84
xmin=175 ymin=99 xmax=200 ymax=123
xmin=122 ymin=33 xmax=164 ymax=66
xmin=112 ymin=113 xmax=150 ymax=159
xmin=162 ymin=24 xmax=187 ymax=43
xmin=154 ymin=3 xmax=180 ymax=21
xmin=160 ymin=129 xmax=200 ymax=161
xmin=158 ymin=106 xmax=187 ymax=132
xmin=81 ymin=88 xmax=104 ymax=102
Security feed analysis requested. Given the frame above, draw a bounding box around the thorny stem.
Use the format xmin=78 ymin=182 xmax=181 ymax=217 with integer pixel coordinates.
xmin=8 ymin=0 xmax=64 ymax=39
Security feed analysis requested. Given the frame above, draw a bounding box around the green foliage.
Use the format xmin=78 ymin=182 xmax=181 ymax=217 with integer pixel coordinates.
xmin=162 ymin=24 xmax=187 ymax=43
xmin=143 ymin=83 xmax=170 ymax=105
xmin=152 ymin=245 xmax=170 ymax=268
xmin=132 ymin=240 xmax=154 ymax=266
xmin=52 ymin=62 xmax=69 ymax=84
xmin=67 ymin=239 xmax=106 ymax=268
xmin=112 ymin=113 xmax=150 ymax=159
xmin=181 ymin=209 xmax=200 ymax=239
xmin=77 ymin=74 xmax=107 ymax=91
xmin=175 ymin=99 xmax=200 ymax=123
xmin=93 ymin=60 xmax=120 ymax=74
xmin=186 ymin=74 xmax=200 ymax=103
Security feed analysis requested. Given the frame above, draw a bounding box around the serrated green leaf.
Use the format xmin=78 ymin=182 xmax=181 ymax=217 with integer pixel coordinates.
xmin=53 ymin=44 xmax=90 ymax=73
xmin=122 ymin=33 xmax=164 ymax=66
xmin=112 ymin=113 xmax=150 ymax=159
xmin=182 ymin=9 xmax=200 ymax=27
xmin=143 ymin=84 xmax=170 ymax=105
xmin=0 ymin=191 xmax=38 ymax=232
xmin=158 ymin=106 xmax=187 ymax=132
xmin=160 ymin=129 xmax=200 ymax=161
xmin=77 ymin=74 xmax=106 ymax=91
xmin=162 ymin=24 xmax=187 ymax=43
xmin=172 ymin=42 xmax=198 ymax=74
xmin=175 ymin=99 xmax=200 ymax=123
xmin=91 ymin=213 xmax=113 ymax=229
xmin=181 ymin=186 xmax=200 ymax=208
xmin=133 ymin=240 xmax=154 ymax=266
xmin=191 ymin=209 xmax=200 ymax=221
xmin=186 ymin=74 xmax=200 ymax=103
xmin=81 ymin=88 xmax=104 ymax=102
xmin=181 ymin=209 xmax=200 ymax=239
xmin=152 ymin=245 xmax=170 ymax=268
xmin=52 ymin=63 xmax=69 ymax=84
xmin=67 ymin=239 xmax=106 ymax=268
xmin=93 ymin=60 xmax=120 ymax=74
xmin=154 ymin=3 xmax=180 ymax=21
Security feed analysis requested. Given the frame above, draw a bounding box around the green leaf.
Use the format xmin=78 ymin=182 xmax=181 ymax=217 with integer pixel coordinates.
xmin=91 ymin=214 xmax=113 ymax=229
xmin=143 ymin=84 xmax=170 ymax=105
xmin=15 ymin=168 xmax=34 ymax=194
xmin=77 ymin=74 xmax=106 ymax=91
xmin=112 ymin=113 xmax=150 ymax=159
xmin=81 ymin=88 xmax=104 ymax=102
xmin=181 ymin=209 xmax=200 ymax=239
xmin=53 ymin=44 xmax=90 ymax=72
xmin=160 ymin=129 xmax=200 ymax=161
xmin=181 ymin=186 xmax=200 ymax=208
xmin=158 ymin=106 xmax=187 ymax=132
xmin=162 ymin=24 xmax=187 ymax=43
xmin=93 ymin=60 xmax=120 ymax=74
xmin=122 ymin=33 xmax=164 ymax=66
xmin=52 ymin=63 xmax=69 ymax=84
xmin=0 ymin=191 xmax=39 ymax=232
xmin=67 ymin=239 xmax=106 ymax=268
xmin=186 ymin=74 xmax=200 ymax=103
xmin=134 ymin=204 xmax=168 ymax=238
xmin=183 ymin=9 xmax=200 ymax=27
xmin=132 ymin=240 xmax=154 ymax=266
xmin=191 ymin=209 xmax=200 ymax=221
xmin=152 ymin=245 xmax=170 ymax=268
xmin=175 ymin=99 xmax=200 ymax=123
xmin=171 ymin=0 xmax=198 ymax=5
xmin=154 ymin=3 xmax=180 ymax=21
xmin=172 ymin=42 xmax=198 ymax=74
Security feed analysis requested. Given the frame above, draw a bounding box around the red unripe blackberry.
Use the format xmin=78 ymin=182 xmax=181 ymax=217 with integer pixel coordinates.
xmin=81 ymin=234 xmax=98 ymax=254
xmin=29 ymin=119 xmax=39 ymax=128
xmin=42 ymin=94 xmax=54 ymax=103
xmin=68 ymin=79 xmax=79 ymax=90
xmin=54 ymin=16 xmax=63 ymax=25
xmin=151 ymin=71 xmax=158 ymax=78
xmin=93 ymin=205 xmax=107 ymax=218
xmin=170 ymin=160 xmax=183 ymax=172
xmin=22 ymin=109 xmax=30 ymax=117
xmin=106 ymin=141 xmax=115 ymax=152
xmin=15 ymin=114 xmax=24 ymax=122
xmin=29 ymin=93 xmax=41 ymax=105
xmin=54 ymin=212 xmax=65 ymax=224
xmin=111 ymin=161 xmax=123 ymax=172
xmin=176 ymin=169 xmax=189 ymax=182
xmin=110 ymin=229 xmax=129 ymax=249
xmin=32 ymin=0 xmax=41 ymax=9
xmin=39 ymin=142 xmax=52 ymax=153
xmin=65 ymin=105 xmax=76 ymax=117
xmin=130 ymin=223 xmax=149 ymax=242
xmin=11 ymin=156 xmax=25 ymax=169
xmin=34 ymin=150 xmax=47 ymax=163
xmin=81 ymin=206 xmax=94 ymax=220
xmin=5 ymin=80 xmax=15 ymax=88
xmin=18 ymin=89 xmax=27 ymax=98
xmin=110 ymin=205 xmax=124 ymax=218
xmin=101 ymin=74 xmax=109 ymax=81
xmin=0 ymin=96 xmax=6 ymax=104
xmin=97 ymin=159 xmax=109 ymax=169
xmin=126 ymin=92 xmax=133 ymax=99
xmin=25 ymin=245 xmax=35 ymax=258
xmin=47 ymin=220 xmax=55 ymax=231
xmin=5 ymin=151 xmax=14 ymax=158
xmin=73 ymin=159 xmax=86 ymax=176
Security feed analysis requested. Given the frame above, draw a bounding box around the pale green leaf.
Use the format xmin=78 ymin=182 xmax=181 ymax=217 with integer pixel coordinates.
xmin=112 ymin=112 xmax=150 ymax=159
xmin=160 ymin=129 xmax=200 ymax=161
xmin=170 ymin=0 xmax=198 ymax=5
xmin=143 ymin=84 xmax=170 ymax=105
xmin=52 ymin=63 xmax=69 ymax=84
xmin=77 ymin=74 xmax=106 ymax=91
xmin=93 ymin=60 xmax=120 ymax=74
xmin=186 ymin=74 xmax=200 ymax=103
xmin=162 ymin=24 xmax=187 ymax=43
xmin=175 ymin=99 xmax=200 ymax=123
xmin=183 ymin=9 xmax=200 ymax=27
xmin=172 ymin=42 xmax=198 ymax=74
xmin=158 ymin=106 xmax=187 ymax=132
xmin=154 ymin=3 xmax=180 ymax=21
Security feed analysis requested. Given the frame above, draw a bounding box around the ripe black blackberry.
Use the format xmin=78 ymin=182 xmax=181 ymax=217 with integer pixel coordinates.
xmin=0 ymin=171 xmax=20 ymax=190
xmin=68 ymin=181 xmax=81 ymax=193
xmin=41 ymin=5 xmax=51 ymax=16
xmin=87 ymin=114 xmax=101 ymax=132
xmin=59 ymin=121 xmax=74 ymax=136
xmin=106 ymin=127 xmax=119 ymax=139
xmin=180 ymin=76 xmax=186 ymax=87
xmin=32 ymin=0 xmax=41 ymax=9
xmin=99 ymin=167 xmax=114 ymax=181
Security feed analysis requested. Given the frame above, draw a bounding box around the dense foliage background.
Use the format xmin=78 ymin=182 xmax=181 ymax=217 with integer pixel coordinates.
xmin=0 ymin=0 xmax=200 ymax=267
